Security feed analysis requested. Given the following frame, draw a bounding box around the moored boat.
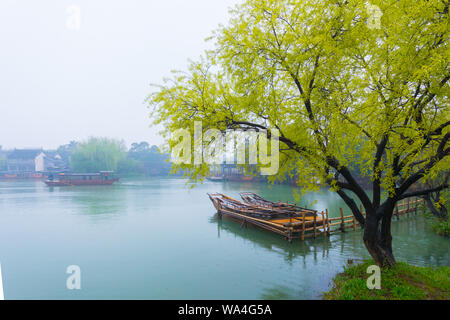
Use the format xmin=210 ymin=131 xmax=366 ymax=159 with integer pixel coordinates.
xmin=208 ymin=192 xmax=326 ymax=242
xmin=208 ymin=192 xmax=318 ymax=220
xmin=239 ymin=192 xmax=317 ymax=217
xmin=208 ymin=193 xmax=279 ymax=220
xmin=44 ymin=171 xmax=119 ymax=186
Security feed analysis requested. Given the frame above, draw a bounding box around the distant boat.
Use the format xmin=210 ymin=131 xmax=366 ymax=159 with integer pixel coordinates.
xmin=206 ymin=175 xmax=225 ymax=182
xmin=44 ymin=171 xmax=119 ymax=186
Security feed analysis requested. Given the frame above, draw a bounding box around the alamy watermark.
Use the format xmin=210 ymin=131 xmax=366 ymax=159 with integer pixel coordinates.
xmin=66 ymin=265 xmax=81 ymax=290
xmin=366 ymin=265 xmax=381 ymax=289
xmin=66 ymin=5 xmax=81 ymax=31
xmin=170 ymin=121 xmax=279 ymax=175
xmin=366 ymin=2 xmax=383 ymax=30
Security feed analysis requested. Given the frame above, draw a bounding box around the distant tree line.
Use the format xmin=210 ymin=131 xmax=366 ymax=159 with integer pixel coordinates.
xmin=61 ymin=138 xmax=172 ymax=176
xmin=118 ymin=141 xmax=172 ymax=175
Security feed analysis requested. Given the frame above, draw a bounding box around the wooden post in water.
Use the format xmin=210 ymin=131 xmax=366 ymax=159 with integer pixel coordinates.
xmin=352 ymin=214 xmax=357 ymax=232
xmin=326 ymin=209 xmax=330 ymax=235
xmin=217 ymin=201 xmax=222 ymax=220
xmin=407 ymin=197 xmax=410 ymax=216
xmin=321 ymin=211 xmax=326 ymax=237
xmin=340 ymin=208 xmax=345 ymax=232
xmin=359 ymin=204 xmax=364 ymax=228
xmin=414 ymin=196 xmax=418 ymax=215
xmin=395 ymin=202 xmax=399 ymax=220
xmin=301 ymin=211 xmax=306 ymax=241
xmin=313 ymin=214 xmax=317 ymax=238
xmin=421 ymin=197 xmax=425 ymax=213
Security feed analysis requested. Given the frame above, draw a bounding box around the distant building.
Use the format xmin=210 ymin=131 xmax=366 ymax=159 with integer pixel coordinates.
xmin=6 ymin=149 xmax=65 ymax=173
xmin=6 ymin=149 xmax=43 ymax=172
xmin=41 ymin=151 xmax=66 ymax=172
xmin=208 ymin=163 xmax=263 ymax=182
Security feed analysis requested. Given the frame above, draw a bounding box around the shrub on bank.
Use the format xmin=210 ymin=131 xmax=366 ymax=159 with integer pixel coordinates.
xmin=323 ymin=260 xmax=450 ymax=300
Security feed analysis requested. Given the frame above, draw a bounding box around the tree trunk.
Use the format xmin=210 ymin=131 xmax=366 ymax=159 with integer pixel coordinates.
xmin=363 ymin=202 xmax=396 ymax=268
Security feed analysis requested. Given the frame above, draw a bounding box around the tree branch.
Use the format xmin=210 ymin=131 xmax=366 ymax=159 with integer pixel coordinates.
xmin=336 ymin=188 xmax=366 ymax=226
xmin=327 ymin=156 xmax=373 ymax=213
xmin=397 ymin=133 xmax=450 ymax=196
xmin=399 ymin=184 xmax=449 ymax=200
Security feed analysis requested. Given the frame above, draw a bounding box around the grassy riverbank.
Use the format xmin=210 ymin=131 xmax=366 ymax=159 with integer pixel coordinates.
xmin=323 ymin=260 xmax=450 ymax=300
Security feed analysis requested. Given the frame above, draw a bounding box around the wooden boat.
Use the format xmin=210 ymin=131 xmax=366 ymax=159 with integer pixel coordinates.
xmin=44 ymin=171 xmax=119 ymax=186
xmin=208 ymin=193 xmax=282 ymax=220
xmin=240 ymin=192 xmax=317 ymax=217
xmin=208 ymin=192 xmax=326 ymax=242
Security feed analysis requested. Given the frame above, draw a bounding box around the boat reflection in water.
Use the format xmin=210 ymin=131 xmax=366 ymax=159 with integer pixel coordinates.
xmin=210 ymin=214 xmax=333 ymax=263
xmin=44 ymin=171 xmax=119 ymax=186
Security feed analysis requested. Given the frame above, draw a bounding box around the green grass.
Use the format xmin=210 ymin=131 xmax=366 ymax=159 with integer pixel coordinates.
xmin=323 ymin=260 xmax=450 ymax=300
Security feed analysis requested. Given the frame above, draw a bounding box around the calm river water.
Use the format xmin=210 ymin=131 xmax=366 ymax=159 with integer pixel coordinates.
xmin=0 ymin=178 xmax=448 ymax=299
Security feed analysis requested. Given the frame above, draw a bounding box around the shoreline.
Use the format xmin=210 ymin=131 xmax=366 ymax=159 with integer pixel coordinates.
xmin=323 ymin=260 xmax=450 ymax=300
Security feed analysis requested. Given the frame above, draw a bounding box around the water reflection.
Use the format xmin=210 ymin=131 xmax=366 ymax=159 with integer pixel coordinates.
xmin=0 ymin=178 xmax=448 ymax=299
xmin=211 ymin=210 xmax=449 ymax=269
xmin=44 ymin=178 xmax=169 ymax=221
xmin=46 ymin=185 xmax=127 ymax=220
xmin=212 ymin=215 xmax=335 ymax=265
xmin=260 ymin=285 xmax=297 ymax=300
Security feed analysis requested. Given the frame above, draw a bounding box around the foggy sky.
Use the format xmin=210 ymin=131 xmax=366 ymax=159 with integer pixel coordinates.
xmin=0 ymin=0 xmax=241 ymax=150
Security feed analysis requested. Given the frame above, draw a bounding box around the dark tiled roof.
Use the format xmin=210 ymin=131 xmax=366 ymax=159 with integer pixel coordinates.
xmin=8 ymin=149 xmax=43 ymax=160
xmin=43 ymin=151 xmax=62 ymax=160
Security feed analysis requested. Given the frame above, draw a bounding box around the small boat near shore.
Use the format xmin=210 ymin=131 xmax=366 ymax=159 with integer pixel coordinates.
xmin=1 ymin=173 xmax=45 ymax=179
xmin=3 ymin=173 xmax=18 ymax=179
xmin=239 ymin=192 xmax=316 ymax=216
xmin=208 ymin=192 xmax=326 ymax=242
xmin=208 ymin=193 xmax=282 ymax=220
xmin=44 ymin=171 xmax=119 ymax=186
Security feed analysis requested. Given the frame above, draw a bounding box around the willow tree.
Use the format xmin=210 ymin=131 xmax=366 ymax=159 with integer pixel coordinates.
xmin=148 ymin=0 xmax=449 ymax=267
xmin=71 ymin=137 xmax=127 ymax=173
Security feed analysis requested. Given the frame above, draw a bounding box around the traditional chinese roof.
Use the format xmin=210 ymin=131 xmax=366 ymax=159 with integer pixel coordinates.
xmin=7 ymin=149 xmax=43 ymax=160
